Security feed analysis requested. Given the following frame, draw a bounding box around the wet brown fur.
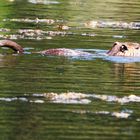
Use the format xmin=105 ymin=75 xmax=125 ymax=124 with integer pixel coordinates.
xmin=0 ymin=40 xmax=24 ymax=53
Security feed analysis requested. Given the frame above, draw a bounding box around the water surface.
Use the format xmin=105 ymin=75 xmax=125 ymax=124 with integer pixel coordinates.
xmin=0 ymin=0 xmax=140 ymax=139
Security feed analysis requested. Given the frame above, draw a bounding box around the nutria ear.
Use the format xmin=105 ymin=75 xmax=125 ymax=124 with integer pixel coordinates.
xmin=113 ymin=42 xmax=120 ymax=46
xmin=107 ymin=42 xmax=121 ymax=56
xmin=120 ymin=45 xmax=128 ymax=52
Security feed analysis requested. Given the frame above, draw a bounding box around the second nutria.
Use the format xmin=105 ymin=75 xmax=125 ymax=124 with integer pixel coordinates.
xmin=0 ymin=40 xmax=24 ymax=54
xmin=0 ymin=40 xmax=92 ymax=57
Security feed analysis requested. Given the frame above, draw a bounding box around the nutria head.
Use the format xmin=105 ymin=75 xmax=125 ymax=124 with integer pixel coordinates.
xmin=0 ymin=40 xmax=24 ymax=54
xmin=107 ymin=42 xmax=140 ymax=57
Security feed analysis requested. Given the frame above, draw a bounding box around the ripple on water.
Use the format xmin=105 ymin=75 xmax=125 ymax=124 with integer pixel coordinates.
xmin=0 ymin=92 xmax=140 ymax=104
xmin=28 ymin=0 xmax=60 ymax=5
xmin=72 ymin=110 xmax=132 ymax=119
xmin=0 ymin=92 xmax=140 ymax=119
xmin=42 ymin=92 xmax=140 ymax=104
xmin=3 ymin=18 xmax=61 ymax=24
xmin=85 ymin=20 xmax=140 ymax=30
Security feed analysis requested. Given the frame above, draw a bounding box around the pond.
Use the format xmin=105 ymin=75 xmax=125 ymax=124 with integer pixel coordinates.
xmin=0 ymin=0 xmax=140 ymax=139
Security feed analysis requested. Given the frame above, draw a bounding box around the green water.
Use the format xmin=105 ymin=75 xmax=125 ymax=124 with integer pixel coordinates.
xmin=0 ymin=0 xmax=140 ymax=139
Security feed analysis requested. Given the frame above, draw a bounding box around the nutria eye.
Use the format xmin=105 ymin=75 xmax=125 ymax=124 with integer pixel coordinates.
xmin=135 ymin=47 xmax=139 ymax=49
xmin=122 ymin=45 xmax=128 ymax=50
xmin=120 ymin=45 xmax=128 ymax=52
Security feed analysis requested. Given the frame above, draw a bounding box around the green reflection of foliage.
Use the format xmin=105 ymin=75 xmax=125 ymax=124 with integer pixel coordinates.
xmin=0 ymin=1 xmax=10 ymax=18
xmin=0 ymin=0 xmax=15 ymax=29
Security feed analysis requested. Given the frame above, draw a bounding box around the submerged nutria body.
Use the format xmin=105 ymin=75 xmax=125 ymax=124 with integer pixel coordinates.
xmin=0 ymin=40 xmax=92 ymax=57
xmin=40 ymin=48 xmax=92 ymax=57
xmin=0 ymin=40 xmax=140 ymax=57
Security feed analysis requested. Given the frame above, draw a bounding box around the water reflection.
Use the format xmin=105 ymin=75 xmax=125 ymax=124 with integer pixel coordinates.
xmin=0 ymin=54 xmax=21 ymax=67
xmin=112 ymin=63 xmax=140 ymax=93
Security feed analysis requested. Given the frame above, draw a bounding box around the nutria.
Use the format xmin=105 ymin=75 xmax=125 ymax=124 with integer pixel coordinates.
xmin=0 ymin=40 xmax=91 ymax=57
xmin=0 ymin=40 xmax=140 ymax=57
xmin=0 ymin=40 xmax=24 ymax=53
xmin=107 ymin=42 xmax=140 ymax=57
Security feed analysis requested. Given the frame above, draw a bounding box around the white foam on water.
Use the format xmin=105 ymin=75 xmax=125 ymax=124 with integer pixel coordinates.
xmin=136 ymin=118 xmax=140 ymax=122
xmin=28 ymin=0 xmax=60 ymax=4
xmin=0 ymin=92 xmax=140 ymax=105
xmin=0 ymin=97 xmax=18 ymax=102
xmin=91 ymin=94 xmax=140 ymax=104
xmin=30 ymin=99 xmax=44 ymax=103
xmin=51 ymin=99 xmax=91 ymax=104
xmin=44 ymin=92 xmax=91 ymax=104
xmin=0 ymin=92 xmax=139 ymax=119
xmin=43 ymin=92 xmax=140 ymax=104
xmin=111 ymin=112 xmax=131 ymax=119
